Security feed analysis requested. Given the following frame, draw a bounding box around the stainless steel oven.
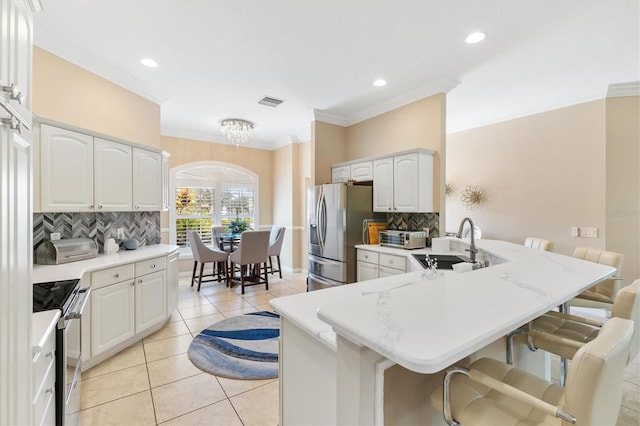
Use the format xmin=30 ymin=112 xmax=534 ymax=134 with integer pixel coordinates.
xmin=33 ymin=279 xmax=90 ymax=426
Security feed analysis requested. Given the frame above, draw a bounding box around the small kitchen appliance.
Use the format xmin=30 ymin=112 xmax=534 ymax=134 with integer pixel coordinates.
xmin=379 ymin=230 xmax=427 ymax=249
xmin=35 ymin=238 xmax=98 ymax=265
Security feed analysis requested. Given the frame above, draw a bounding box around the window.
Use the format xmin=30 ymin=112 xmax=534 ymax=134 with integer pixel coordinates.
xmin=171 ymin=162 xmax=258 ymax=249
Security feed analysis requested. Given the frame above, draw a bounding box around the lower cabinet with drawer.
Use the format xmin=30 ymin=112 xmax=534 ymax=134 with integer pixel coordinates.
xmin=32 ymin=310 xmax=60 ymax=426
xmin=90 ymin=256 xmax=167 ymax=359
xmin=357 ymin=249 xmax=407 ymax=281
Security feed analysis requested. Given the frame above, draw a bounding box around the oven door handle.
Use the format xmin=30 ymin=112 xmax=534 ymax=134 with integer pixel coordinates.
xmin=65 ymin=287 xmax=91 ymax=320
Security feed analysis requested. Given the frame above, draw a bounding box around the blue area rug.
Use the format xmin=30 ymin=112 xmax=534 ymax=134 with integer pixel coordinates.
xmin=188 ymin=311 xmax=280 ymax=379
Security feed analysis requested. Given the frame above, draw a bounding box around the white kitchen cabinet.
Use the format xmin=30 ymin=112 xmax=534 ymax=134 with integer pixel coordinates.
xmin=0 ymin=0 xmax=33 ymax=128
xmin=372 ymin=157 xmax=394 ymax=212
xmin=32 ymin=311 xmax=59 ymax=426
xmin=94 ymin=138 xmax=132 ymax=211
xmin=331 ymin=165 xmax=350 ymax=183
xmin=132 ymin=147 xmax=162 ymax=211
xmin=40 ymin=125 xmax=94 ymax=212
xmin=161 ymin=151 xmax=170 ymax=211
xmin=91 ymin=279 xmax=135 ymax=355
xmin=349 ymin=161 xmax=373 ymax=181
xmin=357 ymin=249 xmax=406 ymax=281
xmin=90 ymin=256 xmax=167 ymax=357
xmin=373 ymin=151 xmax=434 ymax=213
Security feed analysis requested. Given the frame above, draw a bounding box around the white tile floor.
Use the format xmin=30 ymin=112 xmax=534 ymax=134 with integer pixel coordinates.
xmin=74 ymin=273 xmax=640 ymax=425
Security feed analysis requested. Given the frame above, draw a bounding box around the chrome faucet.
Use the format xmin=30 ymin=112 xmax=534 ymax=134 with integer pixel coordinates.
xmin=456 ymin=217 xmax=478 ymax=263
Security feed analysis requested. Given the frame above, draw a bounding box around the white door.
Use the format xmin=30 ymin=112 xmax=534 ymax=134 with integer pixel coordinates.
xmin=357 ymin=261 xmax=379 ymax=282
xmin=94 ymin=138 xmax=132 ymax=211
xmin=372 ymin=157 xmax=393 ymax=212
xmin=40 ymin=125 xmax=94 ymax=212
xmin=135 ymin=270 xmax=166 ymax=332
xmin=393 ymin=153 xmax=419 ymax=212
xmin=132 ymin=147 xmax=162 ymax=211
xmin=91 ymin=281 xmax=135 ymax=355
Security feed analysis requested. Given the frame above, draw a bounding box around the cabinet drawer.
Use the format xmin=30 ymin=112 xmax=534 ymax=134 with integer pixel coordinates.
xmin=92 ymin=264 xmax=135 ymax=289
xmin=379 ymin=253 xmax=406 ymax=271
xmin=33 ymin=358 xmax=55 ymax=426
xmin=32 ymin=329 xmax=55 ymax=405
xmin=136 ymin=256 xmax=166 ymax=276
xmin=357 ymin=250 xmax=379 ymax=264
xmin=379 ymin=265 xmax=406 ymax=277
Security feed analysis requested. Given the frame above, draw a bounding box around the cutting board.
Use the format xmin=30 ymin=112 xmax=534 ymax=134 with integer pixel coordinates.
xmin=366 ymin=222 xmax=387 ymax=245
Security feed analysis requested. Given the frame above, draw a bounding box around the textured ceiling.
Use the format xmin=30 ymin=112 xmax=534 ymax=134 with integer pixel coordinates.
xmin=34 ymin=0 xmax=640 ymax=150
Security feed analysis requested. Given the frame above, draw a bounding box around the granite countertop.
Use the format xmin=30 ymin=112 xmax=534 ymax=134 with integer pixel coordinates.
xmin=270 ymin=239 xmax=615 ymax=373
xmin=33 ymin=244 xmax=179 ymax=283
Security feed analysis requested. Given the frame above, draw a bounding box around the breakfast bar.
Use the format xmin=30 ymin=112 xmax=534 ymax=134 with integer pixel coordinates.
xmin=270 ymin=238 xmax=616 ymax=425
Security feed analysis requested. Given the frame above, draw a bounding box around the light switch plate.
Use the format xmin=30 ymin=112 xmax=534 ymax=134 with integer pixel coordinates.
xmin=570 ymin=226 xmax=579 ymax=237
xmin=580 ymin=227 xmax=598 ymax=238
xmin=50 ymin=232 xmax=61 ymax=241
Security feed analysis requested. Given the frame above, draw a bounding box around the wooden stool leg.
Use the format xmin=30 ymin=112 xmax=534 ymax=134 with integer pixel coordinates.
xmin=197 ymin=262 xmax=205 ymax=291
xmin=191 ymin=261 xmax=198 ymax=287
xmin=264 ymin=261 xmax=269 ymax=291
xmin=276 ymin=255 xmax=282 ymax=279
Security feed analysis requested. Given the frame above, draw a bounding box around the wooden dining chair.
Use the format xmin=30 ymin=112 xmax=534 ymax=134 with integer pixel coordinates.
xmin=187 ymin=230 xmax=229 ymax=291
xmin=228 ymin=230 xmax=270 ymax=294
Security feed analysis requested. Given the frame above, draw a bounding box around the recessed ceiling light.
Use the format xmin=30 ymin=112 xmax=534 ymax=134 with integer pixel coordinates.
xmin=140 ymin=58 xmax=158 ymax=68
xmin=465 ymin=32 xmax=486 ymax=44
xmin=373 ymin=79 xmax=387 ymax=87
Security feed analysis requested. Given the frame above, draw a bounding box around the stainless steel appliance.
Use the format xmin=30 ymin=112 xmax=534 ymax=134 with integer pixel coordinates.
xmin=379 ymin=230 xmax=427 ymax=249
xmin=35 ymin=238 xmax=98 ymax=265
xmin=33 ymin=279 xmax=90 ymax=426
xmin=307 ymin=183 xmax=384 ymax=291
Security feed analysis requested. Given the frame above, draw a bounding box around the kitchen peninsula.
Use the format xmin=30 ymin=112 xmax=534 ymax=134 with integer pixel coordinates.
xmin=269 ymin=238 xmax=616 ymax=425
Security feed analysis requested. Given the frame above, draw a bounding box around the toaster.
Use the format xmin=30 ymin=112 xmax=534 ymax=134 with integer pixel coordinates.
xmin=35 ymin=238 xmax=98 ymax=265
xmin=379 ymin=230 xmax=427 ymax=249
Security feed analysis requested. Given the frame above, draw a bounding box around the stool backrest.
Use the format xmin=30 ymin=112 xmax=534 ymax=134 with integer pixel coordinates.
xmin=573 ymin=247 xmax=624 ymax=301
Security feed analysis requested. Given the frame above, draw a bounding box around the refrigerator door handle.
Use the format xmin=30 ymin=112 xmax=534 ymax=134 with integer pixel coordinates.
xmin=318 ymin=191 xmax=326 ymax=253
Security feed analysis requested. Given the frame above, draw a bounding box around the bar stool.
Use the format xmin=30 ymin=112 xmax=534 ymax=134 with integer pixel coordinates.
xmin=187 ymin=230 xmax=229 ymax=291
xmin=228 ymin=230 xmax=270 ymax=294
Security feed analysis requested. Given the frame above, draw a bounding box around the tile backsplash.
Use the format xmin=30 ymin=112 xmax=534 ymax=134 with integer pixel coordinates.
xmin=33 ymin=211 xmax=161 ymax=253
xmin=387 ymin=212 xmax=439 ymax=238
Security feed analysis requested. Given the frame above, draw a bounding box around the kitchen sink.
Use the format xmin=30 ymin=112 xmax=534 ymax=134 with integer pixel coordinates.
xmin=412 ymin=254 xmax=472 ymax=270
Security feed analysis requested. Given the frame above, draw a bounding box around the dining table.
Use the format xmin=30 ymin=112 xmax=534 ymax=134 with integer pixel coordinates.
xmin=214 ymin=232 xmax=242 ymax=253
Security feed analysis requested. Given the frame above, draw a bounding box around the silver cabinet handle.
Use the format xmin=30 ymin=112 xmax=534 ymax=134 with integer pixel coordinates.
xmin=89 ymin=204 xmax=94 ymax=209
xmin=151 ymin=264 xmax=156 ymax=269
xmin=99 ymin=204 xmax=103 ymax=209
xmin=138 ymin=279 xmax=143 ymax=284
xmin=114 ymin=273 xmax=120 ymax=278
xmin=45 ymin=351 xmax=54 ymax=359
xmin=130 ymin=281 xmax=135 ymax=286
xmin=2 ymin=84 xmax=24 ymax=104
xmin=2 ymin=117 xmax=21 ymax=133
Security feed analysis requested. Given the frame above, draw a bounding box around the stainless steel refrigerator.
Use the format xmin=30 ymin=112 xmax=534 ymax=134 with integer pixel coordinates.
xmin=307 ymin=183 xmax=384 ymax=291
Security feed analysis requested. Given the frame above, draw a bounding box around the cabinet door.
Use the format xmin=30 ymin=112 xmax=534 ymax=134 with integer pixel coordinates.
xmin=372 ymin=157 xmax=393 ymax=212
xmin=357 ymin=261 xmax=379 ymax=282
xmin=1 ymin=0 xmax=32 ymax=127
xmin=393 ymin=153 xmax=419 ymax=212
xmin=132 ymin=147 xmax=162 ymax=211
xmin=349 ymin=161 xmax=373 ymax=181
xmin=136 ymin=270 xmax=167 ymax=332
xmin=91 ymin=280 xmax=135 ymax=355
xmin=331 ymin=166 xmax=350 ymax=183
xmin=94 ymin=138 xmax=132 ymax=211
xmin=167 ymin=252 xmax=179 ymax=314
xmin=40 ymin=125 xmax=94 ymax=212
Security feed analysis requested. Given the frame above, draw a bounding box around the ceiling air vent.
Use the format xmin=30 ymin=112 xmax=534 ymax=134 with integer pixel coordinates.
xmin=258 ymin=96 xmax=284 ymax=108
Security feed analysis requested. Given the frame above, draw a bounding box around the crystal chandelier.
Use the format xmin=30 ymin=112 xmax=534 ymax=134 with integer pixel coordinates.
xmin=220 ymin=119 xmax=254 ymax=145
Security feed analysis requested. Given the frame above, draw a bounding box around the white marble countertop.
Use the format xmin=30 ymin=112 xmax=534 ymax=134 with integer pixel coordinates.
xmin=32 ymin=310 xmax=60 ymax=355
xmin=33 ymin=244 xmax=179 ymax=283
xmin=270 ymin=239 xmax=616 ymax=373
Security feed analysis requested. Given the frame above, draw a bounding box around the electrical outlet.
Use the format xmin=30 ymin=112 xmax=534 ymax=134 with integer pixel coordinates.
xmin=116 ymin=228 xmax=125 ymax=240
xmin=570 ymin=226 xmax=579 ymax=238
xmin=50 ymin=232 xmax=61 ymax=241
xmin=580 ymin=227 xmax=598 ymax=238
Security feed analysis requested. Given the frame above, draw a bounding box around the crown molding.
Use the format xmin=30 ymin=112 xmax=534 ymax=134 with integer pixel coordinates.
xmin=344 ymin=76 xmax=460 ymax=126
xmin=161 ymin=126 xmax=276 ymax=151
xmin=607 ymin=81 xmax=640 ymax=98
xmin=312 ymin=110 xmax=348 ymax=126
xmin=34 ymin=32 xmax=169 ymax=105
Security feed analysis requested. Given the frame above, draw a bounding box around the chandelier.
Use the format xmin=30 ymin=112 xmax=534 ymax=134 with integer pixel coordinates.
xmin=220 ymin=119 xmax=254 ymax=145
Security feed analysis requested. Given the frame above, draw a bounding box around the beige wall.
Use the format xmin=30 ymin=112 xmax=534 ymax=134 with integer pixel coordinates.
xmin=312 ymin=121 xmax=347 ymax=185
xmin=33 ymin=48 xmax=161 ymax=149
xmin=606 ymin=94 xmax=640 ymax=287
xmin=447 ymin=99 xmax=608 ymax=258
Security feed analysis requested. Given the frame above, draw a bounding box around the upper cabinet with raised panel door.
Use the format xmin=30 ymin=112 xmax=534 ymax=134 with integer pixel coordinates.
xmin=349 ymin=161 xmax=373 ymax=181
xmin=331 ymin=165 xmax=350 ymax=183
xmin=373 ymin=150 xmax=434 ymax=213
xmin=94 ymin=138 xmax=132 ymax=211
xmin=132 ymin=147 xmax=162 ymax=211
xmin=40 ymin=125 xmax=94 ymax=212
xmin=0 ymin=0 xmax=33 ymax=130
xmin=38 ymin=123 xmax=165 ymax=212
